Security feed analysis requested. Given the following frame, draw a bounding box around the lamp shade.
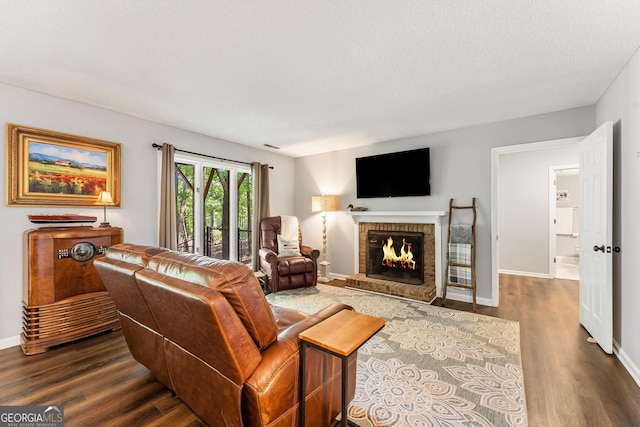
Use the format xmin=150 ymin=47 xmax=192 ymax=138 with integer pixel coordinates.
xmin=96 ymin=191 xmax=114 ymax=205
xmin=311 ymin=195 xmax=339 ymax=212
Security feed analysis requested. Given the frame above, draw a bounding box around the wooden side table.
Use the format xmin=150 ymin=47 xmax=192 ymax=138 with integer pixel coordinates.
xmin=254 ymin=270 xmax=269 ymax=294
xmin=298 ymin=309 xmax=386 ymax=427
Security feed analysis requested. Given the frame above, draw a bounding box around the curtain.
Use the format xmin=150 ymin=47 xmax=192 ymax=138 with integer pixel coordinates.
xmin=159 ymin=143 xmax=177 ymax=250
xmin=251 ymin=162 xmax=271 ymax=270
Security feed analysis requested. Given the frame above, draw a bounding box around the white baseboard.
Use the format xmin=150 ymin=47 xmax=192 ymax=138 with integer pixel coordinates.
xmin=442 ymin=290 xmax=495 ymax=307
xmin=0 ymin=335 xmax=20 ymax=351
xmin=614 ymin=339 xmax=640 ymax=388
xmin=499 ymin=269 xmax=550 ymax=279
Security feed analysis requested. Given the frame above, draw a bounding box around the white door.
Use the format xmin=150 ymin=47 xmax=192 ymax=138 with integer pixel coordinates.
xmin=579 ymin=121 xmax=613 ymax=354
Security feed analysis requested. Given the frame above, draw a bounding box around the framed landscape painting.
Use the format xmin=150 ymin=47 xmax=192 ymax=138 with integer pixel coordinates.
xmin=6 ymin=123 xmax=121 ymax=207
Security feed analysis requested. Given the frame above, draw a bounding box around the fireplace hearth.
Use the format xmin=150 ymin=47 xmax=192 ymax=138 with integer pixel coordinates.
xmin=366 ymin=231 xmax=424 ymax=285
xmin=346 ymin=211 xmax=446 ymax=303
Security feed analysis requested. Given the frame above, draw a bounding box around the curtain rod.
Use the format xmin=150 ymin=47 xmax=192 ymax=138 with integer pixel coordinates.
xmin=151 ymin=143 xmax=273 ymax=169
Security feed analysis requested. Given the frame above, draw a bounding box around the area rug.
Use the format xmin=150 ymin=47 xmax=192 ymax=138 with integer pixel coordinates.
xmin=266 ymin=285 xmax=527 ymax=427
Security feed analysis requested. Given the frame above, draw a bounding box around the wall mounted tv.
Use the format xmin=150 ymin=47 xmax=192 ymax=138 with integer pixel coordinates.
xmin=356 ymin=147 xmax=430 ymax=198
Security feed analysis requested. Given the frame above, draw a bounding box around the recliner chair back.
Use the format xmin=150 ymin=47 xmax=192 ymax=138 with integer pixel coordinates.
xmin=258 ymin=216 xmax=319 ymax=292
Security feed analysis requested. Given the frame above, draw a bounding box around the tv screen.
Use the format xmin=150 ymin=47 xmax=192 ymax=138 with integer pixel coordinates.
xmin=356 ymin=148 xmax=430 ymax=198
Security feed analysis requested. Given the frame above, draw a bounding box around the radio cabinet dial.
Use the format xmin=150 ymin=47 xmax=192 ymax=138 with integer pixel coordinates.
xmin=70 ymin=242 xmax=97 ymax=263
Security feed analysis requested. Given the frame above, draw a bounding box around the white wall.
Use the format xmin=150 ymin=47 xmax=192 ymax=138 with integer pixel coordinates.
xmin=498 ymin=146 xmax=579 ymax=276
xmin=596 ymin=47 xmax=640 ymax=384
xmin=295 ymin=106 xmax=595 ymax=303
xmin=0 ymin=83 xmax=295 ymax=347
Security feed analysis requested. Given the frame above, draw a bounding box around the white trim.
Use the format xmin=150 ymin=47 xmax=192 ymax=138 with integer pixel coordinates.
xmin=549 ymin=167 xmax=558 ymax=279
xmin=614 ymin=339 xmax=640 ymax=388
xmin=347 ymin=211 xmax=446 ymax=220
xmin=172 ymin=153 xmax=249 ymax=258
xmin=0 ymin=335 xmax=20 ymax=350
xmin=442 ymin=289 xmax=494 ymax=307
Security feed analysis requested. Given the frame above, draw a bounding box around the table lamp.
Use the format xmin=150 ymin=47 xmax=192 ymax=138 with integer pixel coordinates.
xmin=96 ymin=191 xmax=114 ymax=227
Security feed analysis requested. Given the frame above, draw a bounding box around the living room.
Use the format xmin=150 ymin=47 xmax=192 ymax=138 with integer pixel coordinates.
xmin=0 ymin=85 xmax=602 ymax=350
xmin=1 ymin=2 xmax=640 ymax=426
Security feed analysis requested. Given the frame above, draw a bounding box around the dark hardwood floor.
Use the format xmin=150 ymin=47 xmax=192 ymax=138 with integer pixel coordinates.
xmin=1 ymin=274 xmax=639 ymax=426
xmin=435 ymin=275 xmax=640 ymax=427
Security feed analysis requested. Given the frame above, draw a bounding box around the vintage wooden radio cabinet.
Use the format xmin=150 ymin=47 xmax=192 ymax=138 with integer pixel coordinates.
xmin=21 ymin=226 xmax=124 ymax=355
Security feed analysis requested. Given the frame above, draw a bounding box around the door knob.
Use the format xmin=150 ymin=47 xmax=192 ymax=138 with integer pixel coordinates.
xmin=593 ymin=245 xmax=605 ymax=252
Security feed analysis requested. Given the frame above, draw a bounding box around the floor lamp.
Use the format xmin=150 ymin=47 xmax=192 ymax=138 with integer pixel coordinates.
xmin=311 ymin=195 xmax=339 ymax=283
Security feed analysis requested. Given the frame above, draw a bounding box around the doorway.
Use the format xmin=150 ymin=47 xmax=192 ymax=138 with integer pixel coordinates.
xmin=491 ymin=136 xmax=583 ymax=306
xmin=551 ymin=166 xmax=580 ymax=280
xmin=493 ymin=123 xmax=614 ymax=354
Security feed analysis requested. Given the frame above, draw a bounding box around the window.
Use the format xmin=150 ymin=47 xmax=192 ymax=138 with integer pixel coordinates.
xmin=174 ymin=154 xmax=253 ymax=264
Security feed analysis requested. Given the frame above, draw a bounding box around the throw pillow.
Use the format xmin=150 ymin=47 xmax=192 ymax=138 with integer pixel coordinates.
xmin=277 ymin=234 xmax=301 ymax=257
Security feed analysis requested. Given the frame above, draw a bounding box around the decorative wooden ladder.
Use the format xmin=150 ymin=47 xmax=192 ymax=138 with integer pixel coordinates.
xmin=441 ymin=198 xmax=477 ymax=311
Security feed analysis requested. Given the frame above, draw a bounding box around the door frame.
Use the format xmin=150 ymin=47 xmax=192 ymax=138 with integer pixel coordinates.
xmin=548 ymin=164 xmax=580 ymax=279
xmin=491 ymin=136 xmax=583 ymax=306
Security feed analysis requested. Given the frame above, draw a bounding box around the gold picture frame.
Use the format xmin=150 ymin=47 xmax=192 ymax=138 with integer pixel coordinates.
xmin=6 ymin=123 xmax=121 ymax=207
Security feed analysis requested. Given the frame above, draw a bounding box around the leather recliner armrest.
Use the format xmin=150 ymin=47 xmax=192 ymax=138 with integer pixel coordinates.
xmin=300 ymin=245 xmax=320 ymax=261
xmin=259 ymin=247 xmax=278 ymax=261
xmin=259 ymin=248 xmax=277 ymax=275
xmin=246 ymin=303 xmax=353 ymax=395
xmin=243 ymin=303 xmax=354 ymax=426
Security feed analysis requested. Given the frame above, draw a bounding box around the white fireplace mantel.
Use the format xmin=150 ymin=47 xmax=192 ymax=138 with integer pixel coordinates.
xmin=347 ymin=211 xmax=446 ymax=297
xmin=347 ymin=210 xmax=446 ymax=224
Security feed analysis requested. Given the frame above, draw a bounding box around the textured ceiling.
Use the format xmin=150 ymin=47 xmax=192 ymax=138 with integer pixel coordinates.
xmin=1 ymin=1 xmax=639 ymax=157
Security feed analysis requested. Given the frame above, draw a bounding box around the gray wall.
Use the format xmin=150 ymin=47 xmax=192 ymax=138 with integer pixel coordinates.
xmin=596 ymin=46 xmax=640 ymax=384
xmin=498 ymin=146 xmax=579 ymax=276
xmin=294 ymin=106 xmax=595 ymax=304
xmin=0 ymin=83 xmax=295 ymax=346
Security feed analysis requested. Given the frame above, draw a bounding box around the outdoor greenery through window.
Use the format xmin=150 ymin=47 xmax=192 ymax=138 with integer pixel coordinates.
xmin=175 ymin=155 xmax=253 ymax=265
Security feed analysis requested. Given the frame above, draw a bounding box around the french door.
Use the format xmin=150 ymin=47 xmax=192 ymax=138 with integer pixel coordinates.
xmin=175 ymin=154 xmax=253 ymax=264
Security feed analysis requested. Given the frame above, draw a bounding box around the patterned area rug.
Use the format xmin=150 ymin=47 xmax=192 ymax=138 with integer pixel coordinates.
xmin=266 ymin=285 xmax=527 ymax=427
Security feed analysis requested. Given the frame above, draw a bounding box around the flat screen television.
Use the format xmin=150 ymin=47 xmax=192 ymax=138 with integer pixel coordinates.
xmin=356 ymin=147 xmax=430 ymax=198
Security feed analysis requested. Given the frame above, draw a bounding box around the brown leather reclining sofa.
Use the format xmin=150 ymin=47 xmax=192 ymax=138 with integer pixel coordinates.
xmin=94 ymin=243 xmax=356 ymax=427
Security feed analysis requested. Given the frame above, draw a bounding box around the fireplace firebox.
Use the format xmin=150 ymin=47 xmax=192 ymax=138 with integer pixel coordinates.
xmin=366 ymin=230 xmax=424 ymax=285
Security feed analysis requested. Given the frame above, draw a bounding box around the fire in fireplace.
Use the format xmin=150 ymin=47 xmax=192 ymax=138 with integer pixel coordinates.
xmin=366 ymin=231 xmax=424 ymax=285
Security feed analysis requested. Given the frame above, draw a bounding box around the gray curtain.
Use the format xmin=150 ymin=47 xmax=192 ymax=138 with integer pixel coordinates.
xmin=251 ymin=162 xmax=271 ymax=270
xmin=159 ymin=143 xmax=177 ymax=250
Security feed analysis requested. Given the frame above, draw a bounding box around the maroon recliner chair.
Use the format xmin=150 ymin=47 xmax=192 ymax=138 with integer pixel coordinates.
xmin=259 ymin=216 xmax=319 ymax=292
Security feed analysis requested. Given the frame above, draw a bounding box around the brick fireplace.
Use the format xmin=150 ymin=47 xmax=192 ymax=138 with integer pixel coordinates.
xmin=346 ymin=211 xmax=445 ymax=303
